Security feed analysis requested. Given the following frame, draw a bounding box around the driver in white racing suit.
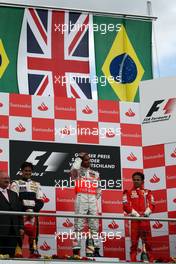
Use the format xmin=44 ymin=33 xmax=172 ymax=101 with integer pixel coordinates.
xmin=70 ymin=153 xmax=101 ymax=257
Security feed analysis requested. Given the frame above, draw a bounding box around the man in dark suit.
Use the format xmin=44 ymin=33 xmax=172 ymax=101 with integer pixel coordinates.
xmin=0 ymin=170 xmax=24 ymax=257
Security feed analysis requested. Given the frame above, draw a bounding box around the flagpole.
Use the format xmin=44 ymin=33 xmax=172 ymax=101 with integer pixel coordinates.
xmin=147 ymin=0 xmax=161 ymax=78
xmin=147 ymin=0 xmax=152 ymax=16
xmin=0 ymin=1 xmax=157 ymax=21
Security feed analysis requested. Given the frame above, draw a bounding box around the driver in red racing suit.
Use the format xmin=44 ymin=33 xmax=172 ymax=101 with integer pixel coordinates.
xmin=123 ymin=171 xmax=155 ymax=262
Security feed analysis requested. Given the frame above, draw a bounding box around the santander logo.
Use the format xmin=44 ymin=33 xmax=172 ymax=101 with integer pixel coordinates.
xmin=150 ymin=174 xmax=160 ymax=183
xmin=106 ymin=129 xmax=115 ymax=138
xmin=125 ymin=108 xmax=135 ymax=117
xmin=153 ymin=221 xmax=163 ymax=229
xmin=40 ymin=241 xmax=51 ymax=251
xmin=38 ymin=102 xmax=48 ymax=111
xmin=43 ymin=194 xmax=50 ymax=203
xmin=0 ymin=102 xmax=3 ymax=107
xmin=60 ymin=126 xmax=70 ymax=136
xmin=108 ymin=220 xmax=119 ymax=229
xmin=173 ymin=198 xmax=176 ymax=203
xmin=15 ymin=123 xmax=26 ymax=132
xmin=171 ymin=148 xmax=176 ymax=158
xmin=63 ymin=218 xmax=73 ymax=228
xmin=82 ymin=105 xmax=93 ymax=114
xmin=127 ymin=152 xmax=137 ymax=161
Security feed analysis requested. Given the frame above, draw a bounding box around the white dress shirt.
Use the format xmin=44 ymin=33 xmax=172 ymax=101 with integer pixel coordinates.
xmin=0 ymin=187 xmax=9 ymax=202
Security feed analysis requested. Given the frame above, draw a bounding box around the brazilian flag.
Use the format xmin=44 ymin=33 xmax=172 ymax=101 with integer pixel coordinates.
xmin=0 ymin=7 xmax=24 ymax=93
xmin=93 ymin=17 xmax=153 ymax=102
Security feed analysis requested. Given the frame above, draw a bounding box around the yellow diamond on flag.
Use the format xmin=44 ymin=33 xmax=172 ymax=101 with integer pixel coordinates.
xmin=102 ymin=25 xmax=144 ymax=102
xmin=0 ymin=39 xmax=9 ymax=79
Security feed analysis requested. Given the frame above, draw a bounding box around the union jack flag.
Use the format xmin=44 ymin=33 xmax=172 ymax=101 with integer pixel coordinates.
xmin=18 ymin=8 xmax=95 ymax=98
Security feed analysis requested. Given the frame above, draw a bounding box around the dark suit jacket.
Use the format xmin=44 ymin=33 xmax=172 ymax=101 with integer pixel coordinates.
xmin=0 ymin=189 xmax=24 ymax=237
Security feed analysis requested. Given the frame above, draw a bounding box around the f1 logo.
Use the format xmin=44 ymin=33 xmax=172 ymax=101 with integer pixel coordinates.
xmin=26 ymin=151 xmax=67 ymax=171
xmin=146 ymin=98 xmax=176 ymax=117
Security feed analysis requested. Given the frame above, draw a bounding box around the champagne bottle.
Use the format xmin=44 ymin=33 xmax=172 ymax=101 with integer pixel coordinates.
xmin=33 ymin=239 xmax=37 ymax=251
xmin=31 ymin=239 xmax=41 ymax=257
xmin=14 ymin=243 xmax=23 ymax=258
xmin=86 ymin=231 xmax=94 ymax=257
xmin=140 ymin=243 xmax=149 ymax=262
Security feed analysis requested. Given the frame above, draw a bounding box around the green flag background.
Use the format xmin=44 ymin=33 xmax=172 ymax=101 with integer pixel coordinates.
xmin=93 ymin=16 xmax=153 ymax=102
xmin=0 ymin=7 xmax=24 ymax=93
